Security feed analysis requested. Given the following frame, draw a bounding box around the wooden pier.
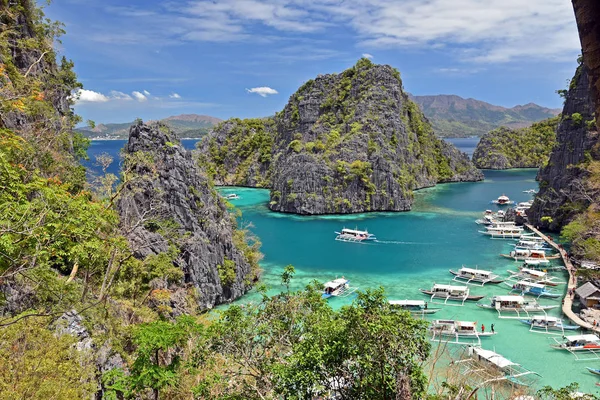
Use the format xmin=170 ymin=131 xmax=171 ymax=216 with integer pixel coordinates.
xmin=524 ymin=223 xmax=596 ymax=331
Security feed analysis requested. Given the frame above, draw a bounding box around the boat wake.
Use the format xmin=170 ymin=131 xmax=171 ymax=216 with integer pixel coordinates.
xmin=374 ymin=240 xmax=434 ymax=245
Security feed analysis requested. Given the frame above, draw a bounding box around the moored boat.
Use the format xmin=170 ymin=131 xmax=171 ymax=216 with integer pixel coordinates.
xmin=420 ymin=284 xmax=484 ymax=305
xmin=322 ymin=278 xmax=356 ymax=299
xmin=449 ymin=266 xmax=504 ymax=285
xmin=480 ymin=229 xmax=524 ymax=239
xmin=587 ymin=367 xmax=600 ymax=376
xmin=520 ymin=316 xmax=579 ymax=333
xmin=508 ymin=268 xmax=565 ymax=287
xmin=389 ymin=299 xmax=441 ymax=315
xmin=464 ymin=346 xmax=540 ymax=387
xmin=477 ymin=295 xmax=558 ymax=318
xmin=551 ymin=334 xmax=600 ymax=357
xmin=501 ymin=249 xmax=558 ymax=261
xmin=334 ymin=228 xmax=376 ymax=242
xmin=429 ymin=319 xmax=496 ymax=340
xmin=506 ymin=280 xmax=560 ymax=299
xmin=223 ymin=193 xmax=240 ymax=200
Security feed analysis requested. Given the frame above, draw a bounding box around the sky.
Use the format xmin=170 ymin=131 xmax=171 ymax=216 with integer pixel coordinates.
xmin=43 ymin=0 xmax=582 ymax=124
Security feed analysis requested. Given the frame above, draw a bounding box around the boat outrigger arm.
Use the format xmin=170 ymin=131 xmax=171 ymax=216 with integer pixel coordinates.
xmin=430 ymin=331 xmax=483 ymax=346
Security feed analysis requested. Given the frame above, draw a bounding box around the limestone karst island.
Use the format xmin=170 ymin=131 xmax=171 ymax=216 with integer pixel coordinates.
xmin=2 ymin=0 xmax=600 ymax=398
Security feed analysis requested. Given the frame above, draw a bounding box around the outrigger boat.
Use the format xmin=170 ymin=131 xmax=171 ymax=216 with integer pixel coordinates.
xmin=477 ymin=295 xmax=558 ymax=319
xmin=456 ymin=346 xmax=540 ymax=387
xmin=480 ymin=228 xmax=524 ymax=239
xmin=419 ymin=284 xmax=484 ymax=305
xmin=429 ymin=320 xmax=495 ymax=343
xmin=223 ymin=193 xmax=240 ymax=200
xmin=551 ymin=334 xmax=600 ymax=360
xmin=389 ymin=299 xmax=441 ymax=315
xmin=501 ymin=249 xmax=558 ymax=262
xmin=507 ymin=268 xmax=565 ymax=287
xmin=491 ymin=195 xmax=515 ymax=206
xmin=514 ymin=239 xmax=551 ymax=251
xmin=519 ymin=259 xmax=566 ymax=271
xmin=506 ymin=280 xmax=560 ymax=299
xmin=586 ymin=367 xmax=600 ymax=376
xmin=322 ymin=278 xmax=356 ymax=299
xmin=334 ymin=228 xmax=376 ymax=243
xmin=449 ymin=266 xmax=504 ymax=285
xmin=520 ymin=316 xmax=579 ymax=334
xmin=523 ymin=189 xmax=537 ymax=194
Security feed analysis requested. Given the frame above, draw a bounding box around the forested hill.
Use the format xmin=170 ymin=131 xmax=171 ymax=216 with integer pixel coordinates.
xmin=410 ymin=94 xmax=561 ymax=137
xmin=77 ymin=113 xmax=222 ymax=139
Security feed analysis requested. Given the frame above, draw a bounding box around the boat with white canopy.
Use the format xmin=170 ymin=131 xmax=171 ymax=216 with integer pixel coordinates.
xmin=506 ymin=280 xmax=560 ymax=299
xmin=507 ymin=268 xmax=566 ymax=287
xmin=429 ymin=320 xmax=495 ymax=344
xmin=501 ymin=249 xmax=559 ymax=261
xmin=550 ymin=334 xmax=600 ymax=360
xmin=519 ymin=315 xmax=579 ymax=334
xmin=491 ymin=195 xmax=515 ymax=205
xmin=334 ymin=228 xmax=376 ymax=242
xmin=477 ymin=295 xmax=558 ymax=318
xmin=449 ymin=266 xmax=504 ymax=285
xmin=419 ymin=284 xmax=484 ymax=305
xmin=322 ymin=278 xmax=356 ymax=299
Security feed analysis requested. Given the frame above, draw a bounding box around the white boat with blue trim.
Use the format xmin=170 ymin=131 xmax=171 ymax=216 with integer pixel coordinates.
xmin=334 ymin=228 xmax=376 ymax=242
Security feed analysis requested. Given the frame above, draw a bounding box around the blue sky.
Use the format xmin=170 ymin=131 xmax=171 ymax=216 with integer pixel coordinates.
xmin=44 ymin=0 xmax=582 ymax=124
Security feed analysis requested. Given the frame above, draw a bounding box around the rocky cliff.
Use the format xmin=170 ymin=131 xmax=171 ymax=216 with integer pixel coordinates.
xmin=472 ymin=117 xmax=558 ymax=169
xmin=528 ymin=63 xmax=599 ymax=230
xmin=117 ymin=122 xmax=259 ymax=310
xmin=199 ymin=59 xmax=482 ymax=215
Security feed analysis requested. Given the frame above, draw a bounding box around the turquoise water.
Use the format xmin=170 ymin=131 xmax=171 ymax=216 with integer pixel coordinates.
xmin=86 ymin=139 xmax=597 ymax=392
xmin=220 ymin=170 xmax=598 ymax=393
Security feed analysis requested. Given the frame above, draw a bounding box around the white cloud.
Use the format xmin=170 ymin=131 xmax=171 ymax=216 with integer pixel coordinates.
xmin=131 ymin=91 xmax=148 ymax=102
xmin=109 ymin=90 xmax=133 ymax=100
xmin=362 ymin=53 xmax=373 ymax=59
xmin=169 ymin=93 xmax=182 ymax=99
xmin=246 ymin=86 xmax=278 ymax=97
xmin=75 ymin=89 xmax=109 ymax=103
xmin=143 ymin=90 xmax=151 ymax=96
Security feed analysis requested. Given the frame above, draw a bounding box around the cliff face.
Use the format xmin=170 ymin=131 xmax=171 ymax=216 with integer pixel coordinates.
xmin=117 ymin=122 xmax=258 ymax=310
xmin=472 ymin=118 xmax=558 ymax=169
xmin=528 ymin=64 xmax=598 ymax=230
xmin=199 ymin=59 xmax=482 ymax=215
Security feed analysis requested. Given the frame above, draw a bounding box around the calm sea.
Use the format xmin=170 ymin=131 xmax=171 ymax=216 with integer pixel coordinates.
xmin=88 ymin=138 xmax=595 ymax=393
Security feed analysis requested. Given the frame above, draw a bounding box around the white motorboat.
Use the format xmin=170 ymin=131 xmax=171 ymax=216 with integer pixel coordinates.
xmin=322 ymin=278 xmax=356 ymax=299
xmin=501 ymin=249 xmax=558 ymax=262
xmin=430 ymin=319 xmax=496 ymax=341
xmin=463 ymin=346 xmax=540 ymax=387
xmin=223 ymin=193 xmax=240 ymax=200
xmin=507 ymin=268 xmax=565 ymax=287
xmin=491 ymin=195 xmax=515 ymax=205
xmin=506 ymin=280 xmax=560 ymax=299
xmin=419 ymin=284 xmax=484 ymax=305
xmin=334 ymin=228 xmax=376 ymax=242
xmin=551 ymin=334 xmax=600 ymax=360
xmin=520 ymin=316 xmax=579 ymax=334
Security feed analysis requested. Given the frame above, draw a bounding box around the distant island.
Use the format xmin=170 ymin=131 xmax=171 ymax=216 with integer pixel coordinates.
xmin=77 ymin=114 xmax=222 ymax=139
xmin=409 ymin=94 xmax=561 ymax=138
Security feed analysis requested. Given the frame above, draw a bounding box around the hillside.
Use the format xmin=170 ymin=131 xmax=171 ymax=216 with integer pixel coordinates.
xmin=472 ymin=117 xmax=559 ymax=169
xmin=410 ymin=94 xmax=561 ymax=137
xmin=198 ymin=59 xmax=483 ymax=215
xmin=77 ymin=113 xmax=222 ymax=139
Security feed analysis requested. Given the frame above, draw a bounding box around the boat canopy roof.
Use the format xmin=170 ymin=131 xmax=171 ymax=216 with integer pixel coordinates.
xmin=515 ymin=280 xmax=545 ymax=289
xmin=456 ymin=321 xmax=477 ymax=327
xmin=433 ymin=284 xmax=468 ymax=290
xmin=564 ymin=334 xmax=600 ymax=342
xmin=494 ymin=295 xmax=525 ymax=302
xmin=531 ymin=316 xmax=559 ymax=322
xmin=498 ymin=195 xmax=510 ymax=201
xmin=389 ymin=300 xmax=424 ymax=306
xmin=521 ymin=268 xmax=546 ymax=277
xmin=323 ymin=278 xmax=348 ymax=288
xmin=473 ymin=347 xmax=517 ymax=368
xmin=524 ymin=259 xmax=546 ymax=265
xmin=460 ymin=267 xmax=492 ymax=276
xmin=341 ymin=228 xmax=368 ymax=235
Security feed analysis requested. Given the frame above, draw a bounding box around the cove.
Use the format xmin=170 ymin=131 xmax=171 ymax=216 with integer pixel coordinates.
xmin=221 ymin=169 xmax=596 ymax=393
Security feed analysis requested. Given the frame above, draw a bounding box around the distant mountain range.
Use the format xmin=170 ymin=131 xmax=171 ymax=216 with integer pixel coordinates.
xmin=79 ymin=96 xmax=560 ymax=140
xmin=77 ymin=114 xmax=223 ymax=139
xmin=409 ymin=95 xmax=561 ymax=137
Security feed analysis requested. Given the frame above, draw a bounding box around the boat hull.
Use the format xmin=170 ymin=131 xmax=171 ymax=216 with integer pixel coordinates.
xmin=519 ymin=320 xmax=580 ymax=331
xmin=587 ymin=367 xmax=600 ymax=376
xmin=420 ymin=289 xmax=484 ymax=301
xmin=477 ymin=304 xmax=558 ymax=312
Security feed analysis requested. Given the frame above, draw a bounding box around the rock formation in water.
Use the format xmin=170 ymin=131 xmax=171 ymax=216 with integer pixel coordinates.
xmin=472 ymin=117 xmax=558 ymax=169
xmin=199 ymin=59 xmax=482 ymax=215
xmin=117 ymin=121 xmax=259 ymax=310
xmin=528 ymin=63 xmax=598 ymax=230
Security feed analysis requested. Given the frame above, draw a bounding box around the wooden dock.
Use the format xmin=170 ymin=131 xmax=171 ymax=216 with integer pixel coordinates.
xmin=524 ymin=223 xmax=596 ymax=331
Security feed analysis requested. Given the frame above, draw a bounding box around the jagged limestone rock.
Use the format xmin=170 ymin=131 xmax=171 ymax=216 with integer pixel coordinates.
xmin=117 ymin=121 xmax=257 ymax=310
xmin=528 ymin=63 xmax=598 ymax=230
xmin=199 ymin=59 xmax=482 ymax=215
